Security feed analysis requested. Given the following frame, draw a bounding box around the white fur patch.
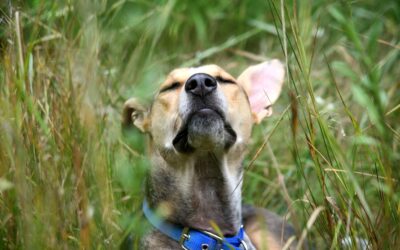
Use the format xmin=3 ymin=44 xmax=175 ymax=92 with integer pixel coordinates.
xmin=221 ymin=156 xmax=242 ymax=212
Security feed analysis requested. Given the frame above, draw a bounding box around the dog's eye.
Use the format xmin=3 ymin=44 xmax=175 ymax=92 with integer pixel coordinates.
xmin=160 ymin=82 xmax=181 ymax=93
xmin=216 ymin=76 xmax=236 ymax=84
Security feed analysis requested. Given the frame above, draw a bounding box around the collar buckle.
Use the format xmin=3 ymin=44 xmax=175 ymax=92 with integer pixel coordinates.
xmin=179 ymin=227 xmax=190 ymax=250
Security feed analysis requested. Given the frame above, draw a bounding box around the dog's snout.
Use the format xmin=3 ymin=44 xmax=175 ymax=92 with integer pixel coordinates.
xmin=185 ymin=73 xmax=217 ymax=96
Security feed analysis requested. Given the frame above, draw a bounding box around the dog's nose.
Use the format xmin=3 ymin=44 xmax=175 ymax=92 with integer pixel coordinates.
xmin=185 ymin=73 xmax=217 ymax=96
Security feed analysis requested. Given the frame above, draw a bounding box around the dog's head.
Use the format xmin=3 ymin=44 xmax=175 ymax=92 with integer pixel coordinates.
xmin=123 ymin=60 xmax=284 ymax=163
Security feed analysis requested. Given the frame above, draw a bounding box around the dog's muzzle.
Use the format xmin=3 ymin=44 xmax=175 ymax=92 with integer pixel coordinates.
xmin=172 ymin=73 xmax=237 ymax=153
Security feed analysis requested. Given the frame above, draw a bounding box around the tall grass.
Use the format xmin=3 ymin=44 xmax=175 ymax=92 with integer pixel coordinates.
xmin=0 ymin=0 xmax=399 ymax=249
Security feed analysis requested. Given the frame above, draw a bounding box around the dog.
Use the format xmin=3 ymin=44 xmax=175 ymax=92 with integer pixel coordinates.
xmin=122 ymin=60 xmax=297 ymax=249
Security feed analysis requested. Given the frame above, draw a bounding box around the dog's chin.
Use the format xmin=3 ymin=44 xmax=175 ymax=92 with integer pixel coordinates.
xmin=172 ymin=109 xmax=237 ymax=153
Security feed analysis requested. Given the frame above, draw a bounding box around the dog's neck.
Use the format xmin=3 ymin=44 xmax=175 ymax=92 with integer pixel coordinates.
xmin=146 ymin=151 xmax=243 ymax=236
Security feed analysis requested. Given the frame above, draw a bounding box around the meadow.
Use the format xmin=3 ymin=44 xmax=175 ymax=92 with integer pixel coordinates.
xmin=0 ymin=0 xmax=399 ymax=249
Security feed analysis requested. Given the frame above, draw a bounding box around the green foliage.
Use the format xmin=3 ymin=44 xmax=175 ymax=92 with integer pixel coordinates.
xmin=0 ymin=0 xmax=399 ymax=249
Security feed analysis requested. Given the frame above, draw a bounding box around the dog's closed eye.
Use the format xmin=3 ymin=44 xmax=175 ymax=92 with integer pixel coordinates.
xmin=216 ymin=76 xmax=236 ymax=84
xmin=160 ymin=82 xmax=181 ymax=93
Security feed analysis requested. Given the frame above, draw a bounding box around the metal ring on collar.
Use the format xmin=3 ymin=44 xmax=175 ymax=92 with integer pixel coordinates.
xmin=199 ymin=230 xmax=224 ymax=242
xmin=239 ymin=239 xmax=249 ymax=250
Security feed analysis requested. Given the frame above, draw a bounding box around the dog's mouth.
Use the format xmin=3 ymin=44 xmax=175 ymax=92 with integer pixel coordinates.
xmin=172 ymin=108 xmax=237 ymax=153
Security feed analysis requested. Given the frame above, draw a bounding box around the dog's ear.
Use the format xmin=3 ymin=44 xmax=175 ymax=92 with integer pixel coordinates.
xmin=122 ymin=98 xmax=149 ymax=133
xmin=237 ymin=59 xmax=285 ymax=124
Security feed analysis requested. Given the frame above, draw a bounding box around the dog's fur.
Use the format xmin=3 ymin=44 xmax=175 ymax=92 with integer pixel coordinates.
xmin=122 ymin=60 xmax=296 ymax=249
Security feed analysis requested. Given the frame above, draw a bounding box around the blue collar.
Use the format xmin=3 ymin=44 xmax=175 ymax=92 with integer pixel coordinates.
xmin=143 ymin=200 xmax=248 ymax=250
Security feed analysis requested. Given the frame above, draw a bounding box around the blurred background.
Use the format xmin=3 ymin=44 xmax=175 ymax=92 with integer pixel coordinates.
xmin=0 ymin=0 xmax=399 ymax=249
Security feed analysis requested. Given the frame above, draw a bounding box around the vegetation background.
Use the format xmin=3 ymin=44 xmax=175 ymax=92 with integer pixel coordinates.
xmin=0 ymin=0 xmax=399 ymax=249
